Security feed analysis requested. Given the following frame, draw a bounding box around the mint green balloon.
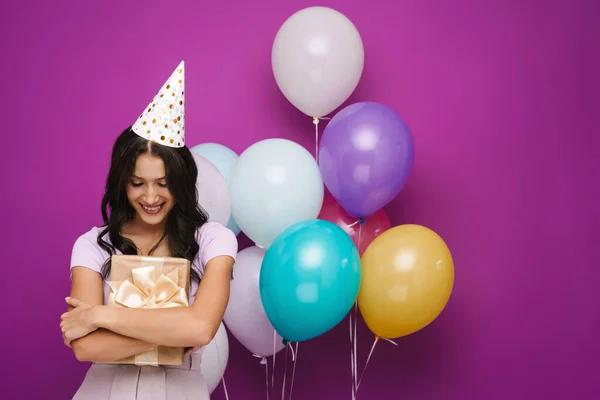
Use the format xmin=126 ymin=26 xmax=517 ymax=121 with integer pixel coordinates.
xmin=259 ymin=219 xmax=361 ymax=342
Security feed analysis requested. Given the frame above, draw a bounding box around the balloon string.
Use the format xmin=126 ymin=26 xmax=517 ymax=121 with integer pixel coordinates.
xmin=222 ymin=376 xmax=230 ymax=400
xmin=356 ymin=337 xmax=379 ymax=394
xmin=313 ymin=117 xmax=331 ymax=161
xmin=352 ymin=223 xmax=363 ymax=397
xmin=356 ymin=337 xmax=397 ymax=394
xmin=355 ymin=224 xmax=363 ymax=392
xmin=313 ymin=117 xmax=319 ymax=160
xmin=349 ymin=306 xmax=356 ymax=400
xmin=281 ymin=345 xmax=289 ymax=400
xmin=353 ymin=302 xmax=358 ymax=395
xmin=254 ymin=355 xmax=269 ymax=400
xmin=288 ymin=342 xmax=299 ymax=400
xmin=357 ymin=223 xmax=363 ymax=254
xmin=266 ymin=358 xmax=270 ymax=400
xmin=272 ymin=330 xmax=277 ymax=392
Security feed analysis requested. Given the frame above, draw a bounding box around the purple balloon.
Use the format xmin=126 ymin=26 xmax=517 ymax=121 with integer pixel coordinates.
xmin=318 ymin=102 xmax=415 ymax=218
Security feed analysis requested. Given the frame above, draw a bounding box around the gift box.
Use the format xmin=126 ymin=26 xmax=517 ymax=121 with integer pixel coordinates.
xmin=106 ymin=254 xmax=191 ymax=366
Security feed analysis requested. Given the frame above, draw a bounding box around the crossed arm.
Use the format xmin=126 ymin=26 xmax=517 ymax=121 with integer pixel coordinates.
xmin=61 ymin=255 xmax=234 ymax=362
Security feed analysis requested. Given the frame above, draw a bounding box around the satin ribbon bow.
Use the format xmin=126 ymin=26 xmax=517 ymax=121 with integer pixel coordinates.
xmin=107 ymin=265 xmax=189 ymax=366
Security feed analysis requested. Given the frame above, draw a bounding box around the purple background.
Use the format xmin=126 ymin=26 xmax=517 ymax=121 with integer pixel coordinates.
xmin=2 ymin=0 xmax=599 ymax=399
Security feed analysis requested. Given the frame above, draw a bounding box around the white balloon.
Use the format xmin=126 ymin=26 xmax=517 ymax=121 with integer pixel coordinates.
xmin=230 ymin=138 xmax=324 ymax=248
xmin=223 ymin=246 xmax=286 ymax=357
xmin=200 ymin=322 xmax=229 ymax=394
xmin=272 ymin=6 xmax=364 ymax=117
xmin=193 ymin=154 xmax=231 ymax=227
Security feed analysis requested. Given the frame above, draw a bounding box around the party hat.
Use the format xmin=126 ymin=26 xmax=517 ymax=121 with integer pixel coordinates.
xmin=132 ymin=61 xmax=185 ymax=148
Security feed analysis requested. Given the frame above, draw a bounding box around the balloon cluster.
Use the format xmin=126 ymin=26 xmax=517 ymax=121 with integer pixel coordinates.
xmin=190 ymin=5 xmax=455 ymax=367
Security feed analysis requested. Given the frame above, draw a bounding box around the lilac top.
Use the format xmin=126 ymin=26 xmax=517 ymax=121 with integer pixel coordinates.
xmin=70 ymin=221 xmax=238 ymax=304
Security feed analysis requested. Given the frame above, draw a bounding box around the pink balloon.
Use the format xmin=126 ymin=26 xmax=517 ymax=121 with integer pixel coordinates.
xmin=193 ymin=154 xmax=231 ymax=227
xmin=223 ymin=246 xmax=286 ymax=357
xmin=318 ymin=195 xmax=391 ymax=256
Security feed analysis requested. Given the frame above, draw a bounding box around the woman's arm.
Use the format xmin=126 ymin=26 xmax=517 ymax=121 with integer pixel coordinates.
xmin=90 ymin=255 xmax=234 ymax=348
xmin=72 ymin=330 xmax=156 ymax=363
xmin=65 ymin=267 xmax=156 ymax=362
xmin=62 ymin=223 xmax=238 ymax=349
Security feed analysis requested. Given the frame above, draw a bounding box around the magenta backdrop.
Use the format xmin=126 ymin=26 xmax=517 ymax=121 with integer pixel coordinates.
xmin=2 ymin=0 xmax=599 ymax=399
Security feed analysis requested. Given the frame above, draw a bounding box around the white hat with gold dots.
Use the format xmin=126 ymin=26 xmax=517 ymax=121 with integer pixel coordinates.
xmin=131 ymin=61 xmax=185 ymax=148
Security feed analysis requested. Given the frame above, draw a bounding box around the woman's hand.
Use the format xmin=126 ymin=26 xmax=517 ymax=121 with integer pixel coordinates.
xmin=60 ymin=297 xmax=100 ymax=346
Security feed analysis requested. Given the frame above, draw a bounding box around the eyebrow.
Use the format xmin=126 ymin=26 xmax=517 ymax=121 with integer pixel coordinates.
xmin=131 ymin=175 xmax=167 ymax=181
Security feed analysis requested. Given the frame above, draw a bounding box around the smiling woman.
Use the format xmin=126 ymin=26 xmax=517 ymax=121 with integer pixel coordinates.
xmin=61 ymin=61 xmax=238 ymax=400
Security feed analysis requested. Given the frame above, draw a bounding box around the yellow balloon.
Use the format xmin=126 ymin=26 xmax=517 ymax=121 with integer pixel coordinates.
xmin=357 ymin=224 xmax=454 ymax=339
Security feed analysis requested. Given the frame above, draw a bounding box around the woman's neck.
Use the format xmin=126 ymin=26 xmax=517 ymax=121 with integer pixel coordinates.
xmin=122 ymin=217 xmax=169 ymax=256
xmin=123 ymin=215 xmax=166 ymax=240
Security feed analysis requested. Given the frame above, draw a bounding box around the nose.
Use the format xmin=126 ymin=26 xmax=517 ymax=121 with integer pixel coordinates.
xmin=144 ymin=185 xmax=159 ymax=204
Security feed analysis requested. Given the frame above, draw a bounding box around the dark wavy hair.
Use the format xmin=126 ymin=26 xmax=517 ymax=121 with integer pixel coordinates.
xmin=97 ymin=126 xmax=208 ymax=284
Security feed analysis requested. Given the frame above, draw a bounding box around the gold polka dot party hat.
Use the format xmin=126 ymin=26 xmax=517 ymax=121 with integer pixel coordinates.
xmin=131 ymin=61 xmax=185 ymax=148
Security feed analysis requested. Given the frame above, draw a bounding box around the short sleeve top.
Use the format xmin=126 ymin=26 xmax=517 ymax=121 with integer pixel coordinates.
xmin=70 ymin=221 xmax=238 ymax=306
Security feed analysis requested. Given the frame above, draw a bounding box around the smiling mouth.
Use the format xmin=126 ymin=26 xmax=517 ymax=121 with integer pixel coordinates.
xmin=140 ymin=203 xmax=165 ymax=215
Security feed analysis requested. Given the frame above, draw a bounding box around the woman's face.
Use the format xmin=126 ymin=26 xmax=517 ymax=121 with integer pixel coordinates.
xmin=126 ymin=153 xmax=175 ymax=227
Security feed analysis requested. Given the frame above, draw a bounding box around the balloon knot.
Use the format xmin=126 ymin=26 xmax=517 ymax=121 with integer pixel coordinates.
xmin=312 ymin=117 xmax=319 ymax=125
xmin=282 ymin=338 xmax=289 ymax=346
xmin=358 ymin=218 xmax=365 ymax=225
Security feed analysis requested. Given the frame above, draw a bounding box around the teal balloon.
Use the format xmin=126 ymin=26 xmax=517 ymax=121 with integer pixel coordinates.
xmin=259 ymin=219 xmax=361 ymax=342
xmin=190 ymin=143 xmax=241 ymax=235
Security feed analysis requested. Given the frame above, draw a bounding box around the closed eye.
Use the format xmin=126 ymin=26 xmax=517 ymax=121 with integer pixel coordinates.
xmin=130 ymin=181 xmax=168 ymax=188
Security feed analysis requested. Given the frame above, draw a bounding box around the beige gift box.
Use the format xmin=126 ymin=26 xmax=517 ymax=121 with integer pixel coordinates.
xmin=106 ymin=255 xmax=191 ymax=366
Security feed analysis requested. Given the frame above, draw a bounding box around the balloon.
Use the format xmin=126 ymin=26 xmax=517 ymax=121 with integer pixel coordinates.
xmin=272 ymin=6 xmax=364 ymax=117
xmin=318 ymin=102 xmax=415 ymax=218
xmin=192 ymin=154 xmax=231 ymax=227
xmin=190 ymin=143 xmax=241 ymax=235
xmin=318 ymin=195 xmax=391 ymax=256
xmin=260 ymin=219 xmax=361 ymax=342
xmin=200 ymin=322 xmax=229 ymax=394
xmin=230 ymin=138 xmax=324 ymax=248
xmin=357 ymin=224 xmax=454 ymax=339
xmin=223 ymin=246 xmax=286 ymax=357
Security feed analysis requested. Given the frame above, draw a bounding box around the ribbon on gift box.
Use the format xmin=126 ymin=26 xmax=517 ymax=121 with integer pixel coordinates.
xmin=107 ymin=264 xmax=189 ymax=366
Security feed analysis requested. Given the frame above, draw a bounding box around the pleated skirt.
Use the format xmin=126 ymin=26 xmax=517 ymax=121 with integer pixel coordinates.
xmin=72 ymin=354 xmax=209 ymax=399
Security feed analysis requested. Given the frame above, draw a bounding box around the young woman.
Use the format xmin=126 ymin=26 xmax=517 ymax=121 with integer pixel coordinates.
xmin=60 ymin=62 xmax=237 ymax=399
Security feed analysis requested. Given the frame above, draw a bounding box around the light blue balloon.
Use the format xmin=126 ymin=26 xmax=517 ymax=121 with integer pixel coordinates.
xmin=259 ymin=219 xmax=361 ymax=342
xmin=190 ymin=143 xmax=238 ymax=183
xmin=190 ymin=143 xmax=241 ymax=235
xmin=226 ymin=216 xmax=241 ymax=235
